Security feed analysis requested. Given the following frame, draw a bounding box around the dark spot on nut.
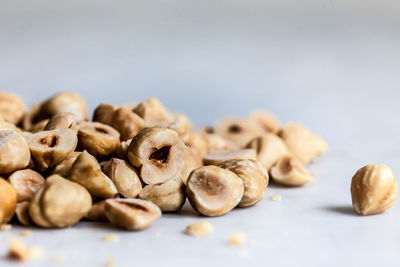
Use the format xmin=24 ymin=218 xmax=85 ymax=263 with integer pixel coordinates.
xmin=205 ymin=126 xmax=215 ymax=134
xmin=95 ymin=127 xmax=108 ymax=134
xmin=39 ymin=134 xmax=59 ymax=148
xmin=149 ymin=146 xmax=171 ymax=164
xmin=196 ymin=175 xmax=223 ymax=196
xmin=281 ymin=158 xmax=293 ymax=173
xmin=228 ymin=125 xmax=242 ymax=134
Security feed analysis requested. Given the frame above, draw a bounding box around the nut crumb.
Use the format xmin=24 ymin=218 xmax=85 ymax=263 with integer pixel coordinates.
xmin=269 ymin=195 xmax=282 ymax=201
xmin=229 ymin=233 xmax=246 ymax=245
xmin=51 ymin=255 xmax=67 ymax=264
xmin=105 ymin=257 xmax=116 ymax=267
xmin=185 ymin=221 xmax=213 ymax=237
xmin=1 ymin=224 xmax=12 ymax=231
xmin=19 ymin=230 xmax=32 ymax=237
xmin=102 ymin=234 xmax=120 ymax=243
xmin=8 ymin=239 xmax=44 ymax=261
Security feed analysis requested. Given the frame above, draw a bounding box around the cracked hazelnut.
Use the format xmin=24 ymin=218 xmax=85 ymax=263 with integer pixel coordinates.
xmin=202 ymin=149 xmax=257 ymax=166
xmin=93 ymin=103 xmax=117 ymax=126
xmin=29 ymin=175 xmax=92 ymax=228
xmin=351 ymin=164 xmax=398 ymax=216
xmin=15 ymin=202 xmax=33 ymax=226
xmin=218 ymin=159 xmax=268 ymax=207
xmin=186 ymin=165 xmax=244 ymax=217
xmin=8 ymin=169 xmax=44 ymax=202
xmin=27 ymin=129 xmax=77 ymax=172
xmin=0 ymin=130 xmax=30 ymax=174
xmin=128 ymin=127 xmax=186 ymax=185
xmin=249 ymin=110 xmax=280 ymax=134
xmin=45 ymin=112 xmax=78 ymax=133
xmin=111 ymin=107 xmax=145 ymax=141
xmin=133 ymin=98 xmax=173 ymax=127
xmin=52 ymin=151 xmax=82 ymax=177
xmin=270 ymin=155 xmax=314 ymax=186
xmin=105 ymin=198 xmax=161 ymax=230
xmin=85 ymin=200 xmax=108 ymax=222
xmin=139 ymin=177 xmax=186 ymax=212
xmin=0 ymin=178 xmax=17 ymax=224
xmin=0 ymin=93 xmax=25 ymax=125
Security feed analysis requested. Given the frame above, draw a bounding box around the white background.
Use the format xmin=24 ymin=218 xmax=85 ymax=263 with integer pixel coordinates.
xmin=1 ymin=1 xmax=400 ymax=266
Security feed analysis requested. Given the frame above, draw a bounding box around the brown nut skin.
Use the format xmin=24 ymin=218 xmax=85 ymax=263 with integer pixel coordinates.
xmin=133 ymin=98 xmax=174 ymax=127
xmin=85 ymin=200 xmax=108 ymax=222
xmin=77 ymin=122 xmax=120 ymax=159
xmin=128 ymin=127 xmax=186 ymax=185
xmin=202 ymin=149 xmax=257 ymax=166
xmin=27 ymin=129 xmax=78 ymax=172
xmin=102 ymin=158 xmax=142 ymax=198
xmin=15 ymin=201 xmax=33 ymax=226
xmin=139 ymin=177 xmax=186 ymax=212
xmin=111 ymin=107 xmax=146 ymax=141
xmin=104 ymin=198 xmax=162 ymax=231
xmin=0 ymin=130 xmax=30 ymax=174
xmin=186 ymin=166 xmax=244 ymax=217
xmin=279 ymin=123 xmax=328 ymax=165
xmin=45 ymin=112 xmax=79 ymax=133
xmin=92 ymin=103 xmax=118 ymax=126
xmin=8 ymin=169 xmax=44 ymax=202
xmin=52 ymin=151 xmax=82 ymax=177
xmin=351 ymin=164 xmax=398 ymax=216
xmin=0 ymin=178 xmax=17 ymax=224
xmin=0 ymin=93 xmax=25 ymax=125
xmin=249 ymin=110 xmax=280 ymax=134
xmin=68 ymin=151 xmax=118 ymax=198
xmin=270 ymin=155 xmax=314 ymax=186
xmin=37 ymin=92 xmax=88 ymax=122
xmin=218 ymin=159 xmax=268 ymax=207
xmin=29 ymin=175 xmax=92 ymax=228
xmin=246 ymin=133 xmax=290 ymax=170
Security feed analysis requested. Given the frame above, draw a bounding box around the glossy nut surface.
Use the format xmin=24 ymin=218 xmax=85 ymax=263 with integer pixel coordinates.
xmin=0 ymin=178 xmax=17 ymax=224
xmin=0 ymin=130 xmax=30 ymax=174
xmin=8 ymin=169 xmax=44 ymax=202
xmin=270 ymin=155 xmax=314 ymax=186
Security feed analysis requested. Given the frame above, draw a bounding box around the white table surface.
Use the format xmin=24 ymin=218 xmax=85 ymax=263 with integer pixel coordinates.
xmin=1 ymin=1 xmax=400 ymax=266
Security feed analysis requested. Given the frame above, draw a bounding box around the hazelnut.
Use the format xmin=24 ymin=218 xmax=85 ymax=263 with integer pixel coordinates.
xmin=0 ymin=93 xmax=25 ymax=124
xmin=200 ymin=127 xmax=237 ymax=152
xmin=180 ymin=148 xmax=203 ymax=184
xmin=45 ymin=112 xmax=79 ymax=133
xmin=27 ymin=129 xmax=78 ymax=172
xmin=139 ymin=177 xmax=186 ymax=212
xmin=351 ymin=164 xmax=398 ymax=216
xmin=249 ymin=110 xmax=280 ymax=134
xmin=102 ymin=158 xmax=142 ymax=198
xmin=270 ymin=155 xmax=314 ymax=186
xmin=218 ymin=159 xmax=268 ymax=207
xmin=85 ymin=200 xmax=108 ymax=222
xmin=8 ymin=169 xmax=44 ymax=202
xmin=29 ymin=175 xmax=92 ymax=228
xmin=279 ymin=123 xmax=327 ymax=164
xmin=128 ymin=127 xmax=186 ymax=185
xmin=168 ymin=113 xmax=192 ymax=138
xmin=133 ymin=98 xmax=174 ymax=127
xmin=0 ymin=130 xmax=30 ymax=174
xmin=0 ymin=121 xmax=20 ymax=132
xmin=202 ymin=149 xmax=257 ymax=166
xmin=68 ymin=151 xmax=118 ymax=198
xmin=52 ymin=151 xmax=82 ymax=177
xmin=0 ymin=178 xmax=17 ymax=224
xmin=92 ymin=103 xmax=117 ymax=126
xmin=77 ymin=121 xmax=120 ymax=159
xmin=15 ymin=202 xmax=33 ymax=226
xmin=183 ymin=132 xmax=208 ymax=157
xmin=246 ymin=133 xmax=290 ymax=170
xmin=30 ymin=119 xmax=49 ymax=133
xmin=186 ymin=165 xmax=244 ymax=217
xmin=111 ymin=107 xmax=145 ymax=141
xmin=104 ymin=198 xmax=162 ymax=231
xmin=113 ymin=139 xmax=131 ymax=161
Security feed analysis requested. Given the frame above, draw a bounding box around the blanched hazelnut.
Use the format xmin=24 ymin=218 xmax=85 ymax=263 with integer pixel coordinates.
xmin=249 ymin=110 xmax=280 ymax=134
xmin=133 ymin=98 xmax=173 ymax=127
xmin=30 ymin=119 xmax=49 ymax=133
xmin=111 ymin=107 xmax=145 ymax=141
xmin=183 ymin=132 xmax=208 ymax=156
xmin=128 ymin=127 xmax=186 ymax=185
xmin=0 ymin=178 xmax=17 ymax=224
xmin=113 ymin=139 xmax=131 ymax=161
xmin=279 ymin=123 xmax=327 ymax=164
xmin=139 ymin=177 xmax=186 ymax=212
xmin=102 ymin=158 xmax=142 ymax=198
xmin=77 ymin=122 xmax=120 ymax=159
xmin=68 ymin=151 xmax=118 ymax=198
xmin=104 ymin=198 xmax=161 ymax=230
xmin=8 ymin=169 xmax=44 ymax=202
xmin=200 ymin=127 xmax=237 ymax=152
xmin=202 ymin=149 xmax=257 ymax=166
xmin=85 ymin=200 xmax=108 ymax=222
xmin=45 ymin=112 xmax=78 ymax=133
xmin=21 ymin=103 xmax=41 ymax=131
xmin=29 ymin=175 xmax=92 ymax=228
xmin=219 ymin=159 xmax=268 ymax=207
xmin=351 ymin=164 xmax=398 ymax=216
xmin=270 ymin=155 xmax=314 ymax=186
xmin=15 ymin=202 xmax=33 ymax=226
xmin=186 ymin=166 xmax=244 ymax=217
xmin=246 ymin=133 xmax=290 ymax=170
xmin=27 ymin=129 xmax=77 ymax=172
xmin=52 ymin=151 xmax=82 ymax=177
xmin=0 ymin=93 xmax=25 ymax=124
xmin=0 ymin=130 xmax=30 ymax=174
xmin=93 ymin=103 xmax=117 ymax=126
xmin=180 ymin=148 xmax=203 ymax=184
xmin=168 ymin=113 xmax=192 ymax=138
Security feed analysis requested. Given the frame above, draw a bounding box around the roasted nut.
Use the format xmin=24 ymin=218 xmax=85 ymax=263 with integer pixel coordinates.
xmin=0 ymin=178 xmax=17 ymax=224
xmin=37 ymin=92 xmax=88 ymax=122
xmin=15 ymin=202 xmax=33 ymax=226
xmin=27 ymin=129 xmax=77 ymax=172
xmin=128 ymin=127 xmax=186 ymax=184
xmin=218 ymin=159 xmax=268 ymax=207
xmin=0 ymin=93 xmax=25 ymax=124
xmin=180 ymin=148 xmax=203 ymax=184
xmin=45 ymin=112 xmax=78 ymax=133
xmin=111 ymin=107 xmax=145 ymax=141
xmin=186 ymin=166 xmax=244 ymax=217
xmin=0 ymin=130 xmax=30 ymax=174
xmin=102 ymin=158 xmax=142 ymax=198
xmin=93 ymin=103 xmax=117 ymax=126
xmin=104 ymin=198 xmax=161 ymax=230
xmin=133 ymin=98 xmax=173 ymax=126
xmin=68 ymin=151 xmax=118 ymax=198
xmin=52 ymin=151 xmax=82 ymax=177
xmin=8 ymin=169 xmax=44 ymax=202
xmin=30 ymin=119 xmax=49 ymax=133
xmin=202 ymin=149 xmax=257 ymax=166
xmin=85 ymin=200 xmax=108 ymax=222
xmin=270 ymin=155 xmax=314 ymax=186
xmin=77 ymin=122 xmax=120 ymax=159
xmin=351 ymin=164 xmax=398 ymax=216
xmin=249 ymin=110 xmax=280 ymax=134
xmin=183 ymin=132 xmax=208 ymax=156
xmin=185 ymin=221 xmax=213 ymax=237
xmin=279 ymin=123 xmax=327 ymax=164
xmin=113 ymin=139 xmax=131 ymax=161
xmin=29 ymin=175 xmax=92 ymax=228
xmin=139 ymin=177 xmax=186 ymax=212
xmin=246 ymin=133 xmax=290 ymax=170
xmin=168 ymin=113 xmax=192 ymax=138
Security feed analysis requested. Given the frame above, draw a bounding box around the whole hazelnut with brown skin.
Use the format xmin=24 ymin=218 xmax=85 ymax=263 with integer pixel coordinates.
xmin=0 ymin=130 xmax=30 ymax=174
xmin=0 ymin=178 xmax=17 ymax=224
xmin=92 ymin=103 xmax=117 ymax=126
xmin=8 ymin=169 xmax=45 ymax=202
xmin=45 ymin=112 xmax=79 ymax=133
xmin=111 ymin=107 xmax=145 ymax=141
xmin=0 ymin=92 xmax=25 ymax=125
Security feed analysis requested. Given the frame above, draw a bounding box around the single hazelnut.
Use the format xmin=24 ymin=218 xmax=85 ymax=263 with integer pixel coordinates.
xmin=0 ymin=93 xmax=25 ymax=124
xmin=0 ymin=178 xmax=17 ymax=224
xmin=92 ymin=103 xmax=118 ymax=126
xmin=52 ymin=151 xmax=82 ymax=177
xmin=183 ymin=132 xmax=208 ymax=157
xmin=202 ymin=149 xmax=257 ymax=166
xmin=15 ymin=201 xmax=33 ymax=226
xmin=85 ymin=200 xmax=108 ymax=222
xmin=270 ymin=155 xmax=314 ymax=186
xmin=0 ymin=130 xmax=30 ymax=174
xmin=111 ymin=107 xmax=145 ymax=141
xmin=8 ymin=169 xmax=44 ymax=202
xmin=249 ymin=110 xmax=280 ymax=134
xmin=180 ymin=148 xmax=203 ymax=184
xmin=45 ymin=112 xmax=79 ymax=133
xmin=133 ymin=98 xmax=174 ymax=127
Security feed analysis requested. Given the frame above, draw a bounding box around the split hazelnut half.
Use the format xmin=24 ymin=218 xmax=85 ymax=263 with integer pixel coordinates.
xmin=202 ymin=149 xmax=257 ymax=166
xmin=270 ymin=155 xmax=314 ymax=186
xmin=0 ymin=130 xmax=30 ymax=174
xmin=8 ymin=169 xmax=44 ymax=202
xmin=0 ymin=178 xmax=17 ymax=224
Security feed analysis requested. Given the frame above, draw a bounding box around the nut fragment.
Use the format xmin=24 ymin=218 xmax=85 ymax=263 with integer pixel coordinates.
xmin=185 ymin=221 xmax=213 ymax=237
xmin=52 ymin=151 xmax=82 ymax=177
xmin=8 ymin=169 xmax=44 ymax=202
xmin=27 ymin=129 xmax=77 ymax=172
xmin=68 ymin=151 xmax=118 ymax=198
xmin=139 ymin=177 xmax=186 ymax=212
xmin=45 ymin=112 xmax=78 ymax=133
xmin=8 ymin=239 xmax=44 ymax=261
xmin=229 ymin=233 xmax=246 ymax=245
xmin=133 ymin=98 xmax=173 ymax=126
xmin=202 ymin=149 xmax=257 ymax=166
xmin=269 ymin=195 xmax=282 ymax=201
xmin=270 ymin=155 xmax=314 ymax=186
xmin=249 ymin=110 xmax=280 ymax=134
xmin=29 ymin=175 xmax=92 ymax=228
xmin=15 ymin=201 xmax=33 ymax=226
xmin=0 ymin=178 xmax=17 ymax=224
xmin=102 ymin=234 xmax=120 ymax=243
xmin=104 ymin=198 xmax=161 ymax=230
xmin=351 ymin=164 xmax=398 ymax=216
xmin=0 ymin=130 xmax=30 ymax=174
xmin=85 ymin=200 xmax=108 ymax=222
xmin=218 ymin=159 xmax=268 ymax=207
xmin=186 ymin=166 xmax=244 ymax=217
xmin=0 ymin=93 xmax=25 ymax=124
xmin=111 ymin=107 xmax=146 ymax=141
xmin=279 ymin=123 xmax=327 ymax=164
xmin=128 ymin=127 xmax=186 ymax=184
